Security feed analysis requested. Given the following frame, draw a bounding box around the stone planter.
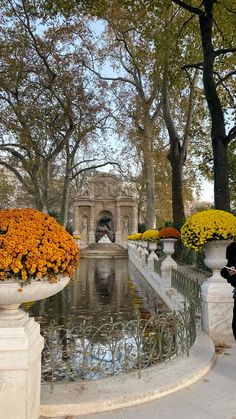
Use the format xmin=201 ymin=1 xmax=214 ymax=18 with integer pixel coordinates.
xmin=201 ymin=239 xmax=233 ymax=340
xmin=161 ymin=238 xmax=177 ymax=263
xmin=0 ymin=276 xmax=70 ymax=419
xmin=0 ymin=276 xmax=70 ymax=319
xmin=203 ymin=239 xmax=232 ymax=282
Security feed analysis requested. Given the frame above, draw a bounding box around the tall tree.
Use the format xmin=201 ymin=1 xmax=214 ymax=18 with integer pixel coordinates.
xmin=0 ymin=0 xmax=109 ymax=224
xmin=171 ymin=0 xmax=236 ymax=210
xmin=85 ymin=2 xmax=203 ymax=226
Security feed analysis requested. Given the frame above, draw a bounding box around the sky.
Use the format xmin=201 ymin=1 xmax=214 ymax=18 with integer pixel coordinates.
xmin=200 ymin=181 xmax=214 ymax=202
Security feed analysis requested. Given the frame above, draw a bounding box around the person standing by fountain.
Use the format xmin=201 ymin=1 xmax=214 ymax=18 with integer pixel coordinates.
xmin=221 ymin=241 xmax=236 ymax=340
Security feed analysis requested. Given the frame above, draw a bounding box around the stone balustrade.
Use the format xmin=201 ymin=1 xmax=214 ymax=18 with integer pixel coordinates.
xmin=127 ymin=240 xmax=234 ymax=342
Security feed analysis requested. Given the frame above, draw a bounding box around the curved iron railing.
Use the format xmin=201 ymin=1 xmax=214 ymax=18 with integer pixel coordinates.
xmin=171 ymin=269 xmax=201 ymax=308
xmin=41 ymin=304 xmax=197 ymax=390
xmin=171 ymin=268 xmax=202 ymax=330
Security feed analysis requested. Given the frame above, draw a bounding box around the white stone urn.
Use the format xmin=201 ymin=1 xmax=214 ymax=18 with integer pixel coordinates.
xmin=160 ymin=238 xmax=177 ymax=267
xmin=148 ymin=241 xmax=158 ymax=253
xmin=0 ymin=276 xmax=70 ymax=319
xmin=0 ymin=276 xmax=70 ymax=419
xmin=202 ymin=239 xmax=232 ymax=282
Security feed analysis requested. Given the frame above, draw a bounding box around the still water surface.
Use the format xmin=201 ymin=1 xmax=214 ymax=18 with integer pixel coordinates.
xmin=26 ymin=258 xmax=167 ymax=327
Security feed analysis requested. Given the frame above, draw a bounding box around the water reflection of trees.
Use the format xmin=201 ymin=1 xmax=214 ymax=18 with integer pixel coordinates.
xmin=24 ymin=257 xmax=180 ymax=386
xmin=28 ymin=258 xmax=166 ymax=328
xmin=94 ymin=259 xmax=115 ymax=305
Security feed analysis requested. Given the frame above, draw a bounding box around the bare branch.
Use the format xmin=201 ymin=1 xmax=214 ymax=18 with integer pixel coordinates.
xmin=215 ymin=70 xmax=236 ymax=85
xmin=227 ymin=126 xmax=236 ymax=143
xmin=0 ymin=161 xmax=29 ymax=190
xmin=176 ymin=13 xmax=196 ymax=39
xmin=71 ymin=161 xmax=122 ymax=180
xmin=214 ymin=48 xmax=236 ymax=57
xmin=71 ymin=157 xmax=109 ymax=172
xmin=171 ymin=0 xmax=202 ymax=15
xmin=219 ymin=3 xmax=236 ymax=15
xmin=183 ymin=69 xmax=199 ymax=145
xmin=182 ymin=62 xmax=203 ymax=70
xmin=82 ymin=60 xmax=136 ymax=87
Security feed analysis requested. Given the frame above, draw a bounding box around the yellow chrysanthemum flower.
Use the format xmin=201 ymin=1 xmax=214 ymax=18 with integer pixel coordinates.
xmin=181 ymin=209 xmax=236 ymax=251
xmin=142 ymin=230 xmax=160 ymax=242
xmin=127 ymin=233 xmax=143 ymax=240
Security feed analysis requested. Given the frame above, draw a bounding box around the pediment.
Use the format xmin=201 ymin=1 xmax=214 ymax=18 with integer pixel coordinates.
xmin=89 ymin=173 xmax=121 ymax=184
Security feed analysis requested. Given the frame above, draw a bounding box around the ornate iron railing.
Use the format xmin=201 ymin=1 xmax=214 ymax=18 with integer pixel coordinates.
xmin=171 ymin=269 xmax=201 ymax=306
xmin=41 ymin=304 xmax=197 ymax=390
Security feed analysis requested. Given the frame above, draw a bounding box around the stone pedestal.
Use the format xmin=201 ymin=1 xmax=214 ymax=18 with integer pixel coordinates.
xmin=141 ymin=242 xmax=149 ymax=265
xmin=147 ymin=242 xmax=158 ymax=272
xmin=0 ymin=277 xmax=70 ymax=419
xmin=160 ymin=239 xmax=177 ymax=286
xmin=201 ymin=282 xmax=233 ymax=340
xmin=0 ymin=313 xmax=44 ymax=419
xmin=201 ymin=239 xmax=233 ymax=340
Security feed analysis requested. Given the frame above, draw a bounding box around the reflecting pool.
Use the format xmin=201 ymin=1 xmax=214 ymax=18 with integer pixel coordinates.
xmin=26 ymin=258 xmax=168 ymax=327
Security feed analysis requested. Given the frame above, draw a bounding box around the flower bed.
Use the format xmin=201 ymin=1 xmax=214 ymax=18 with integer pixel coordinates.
xmin=0 ymin=208 xmax=80 ymax=283
xmin=180 ymin=209 xmax=236 ymax=251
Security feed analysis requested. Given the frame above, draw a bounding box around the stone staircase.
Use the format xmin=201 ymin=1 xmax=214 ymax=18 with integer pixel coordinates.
xmin=80 ymin=243 xmax=128 ymax=258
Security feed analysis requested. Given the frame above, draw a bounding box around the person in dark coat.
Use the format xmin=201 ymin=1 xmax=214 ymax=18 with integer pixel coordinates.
xmin=220 ymin=242 xmax=236 ymax=340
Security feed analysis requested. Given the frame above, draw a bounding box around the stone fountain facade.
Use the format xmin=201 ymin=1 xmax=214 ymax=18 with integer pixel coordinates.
xmin=73 ymin=173 xmax=138 ymax=248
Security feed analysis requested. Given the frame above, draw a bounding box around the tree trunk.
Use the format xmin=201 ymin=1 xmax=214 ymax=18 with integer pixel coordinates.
xmin=143 ymin=155 xmax=156 ymax=229
xmin=60 ymin=171 xmax=71 ymax=228
xmin=199 ymin=3 xmax=230 ymax=210
xmin=31 ymin=168 xmax=48 ymax=212
xmin=168 ymin=150 xmax=185 ymax=227
xmin=60 ymin=145 xmax=76 ymax=227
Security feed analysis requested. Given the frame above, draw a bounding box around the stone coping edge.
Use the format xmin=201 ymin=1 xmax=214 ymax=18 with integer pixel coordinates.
xmin=40 ymin=332 xmax=215 ymax=417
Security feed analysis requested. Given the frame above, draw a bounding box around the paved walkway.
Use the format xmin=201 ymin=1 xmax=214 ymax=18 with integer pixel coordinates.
xmin=82 ymin=340 xmax=236 ymax=419
xmin=40 ymin=334 xmax=236 ymax=419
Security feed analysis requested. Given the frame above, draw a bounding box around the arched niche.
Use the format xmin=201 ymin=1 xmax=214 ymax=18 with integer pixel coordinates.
xmin=96 ymin=210 xmax=114 ymax=243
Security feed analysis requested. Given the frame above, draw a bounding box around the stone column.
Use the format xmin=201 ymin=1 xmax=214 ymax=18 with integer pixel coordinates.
xmin=0 ymin=312 xmax=44 ymax=419
xmin=88 ymin=205 xmax=95 ymax=244
xmin=73 ymin=203 xmax=79 ymax=232
xmin=131 ymin=204 xmax=138 ymax=233
xmin=115 ymin=203 xmax=121 ymax=245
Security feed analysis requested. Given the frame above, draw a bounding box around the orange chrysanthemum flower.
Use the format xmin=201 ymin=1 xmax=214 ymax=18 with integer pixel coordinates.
xmin=0 ymin=208 xmax=80 ymax=283
xmin=159 ymin=227 xmax=181 ymax=239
